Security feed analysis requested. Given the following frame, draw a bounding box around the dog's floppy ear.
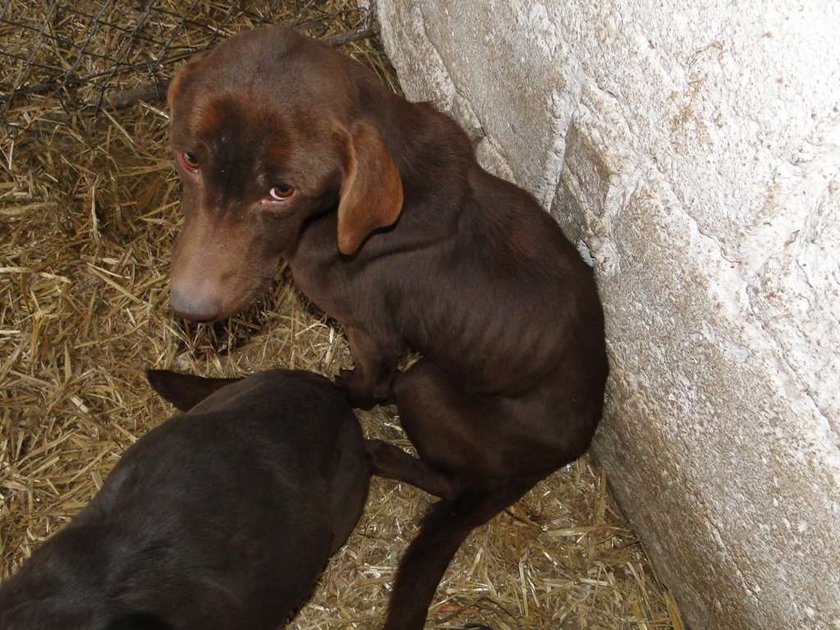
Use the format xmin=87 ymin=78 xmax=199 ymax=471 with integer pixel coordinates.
xmin=166 ymin=53 xmax=205 ymax=113
xmin=146 ymin=369 xmax=241 ymax=412
xmin=337 ymin=121 xmax=403 ymax=255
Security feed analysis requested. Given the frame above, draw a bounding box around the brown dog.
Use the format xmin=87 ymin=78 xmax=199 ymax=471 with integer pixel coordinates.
xmin=166 ymin=26 xmax=608 ymax=630
xmin=0 ymin=370 xmax=370 ymax=630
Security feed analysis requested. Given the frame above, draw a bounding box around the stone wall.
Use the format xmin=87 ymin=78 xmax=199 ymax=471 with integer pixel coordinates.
xmin=373 ymin=2 xmax=840 ymax=628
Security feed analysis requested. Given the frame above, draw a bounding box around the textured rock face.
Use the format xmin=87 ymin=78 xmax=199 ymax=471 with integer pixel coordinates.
xmin=374 ymin=2 xmax=840 ymax=628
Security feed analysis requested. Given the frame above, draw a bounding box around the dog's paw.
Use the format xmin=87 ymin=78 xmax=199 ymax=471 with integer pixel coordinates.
xmin=364 ymin=439 xmax=403 ymax=473
xmin=335 ymin=368 xmax=378 ymax=410
xmin=336 ymin=367 xmax=364 ymax=389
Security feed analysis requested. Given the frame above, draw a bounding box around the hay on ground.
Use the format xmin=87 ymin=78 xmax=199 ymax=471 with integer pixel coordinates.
xmin=0 ymin=1 xmax=682 ymax=628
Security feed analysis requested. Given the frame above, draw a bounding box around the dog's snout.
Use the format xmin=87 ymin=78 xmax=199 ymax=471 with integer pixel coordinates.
xmin=170 ymin=285 xmax=223 ymax=322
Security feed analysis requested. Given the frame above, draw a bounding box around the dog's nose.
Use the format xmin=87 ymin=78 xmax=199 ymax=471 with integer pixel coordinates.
xmin=170 ymin=287 xmax=223 ymax=322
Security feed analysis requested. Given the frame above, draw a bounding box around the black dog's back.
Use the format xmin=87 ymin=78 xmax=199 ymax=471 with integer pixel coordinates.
xmin=0 ymin=369 xmax=369 ymax=630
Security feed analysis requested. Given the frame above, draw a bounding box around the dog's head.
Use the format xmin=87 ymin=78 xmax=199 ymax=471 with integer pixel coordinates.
xmin=166 ymin=26 xmax=403 ymax=321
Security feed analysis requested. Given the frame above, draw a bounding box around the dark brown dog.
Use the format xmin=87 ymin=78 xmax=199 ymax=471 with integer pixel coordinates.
xmin=166 ymin=26 xmax=608 ymax=629
xmin=0 ymin=369 xmax=370 ymax=630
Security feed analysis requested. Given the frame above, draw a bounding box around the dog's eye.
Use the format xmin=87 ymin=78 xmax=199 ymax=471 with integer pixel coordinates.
xmin=268 ymin=184 xmax=296 ymax=201
xmin=180 ymin=151 xmax=199 ymax=172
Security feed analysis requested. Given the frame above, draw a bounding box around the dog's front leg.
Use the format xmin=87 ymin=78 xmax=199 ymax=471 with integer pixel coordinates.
xmin=336 ymin=325 xmax=399 ymax=409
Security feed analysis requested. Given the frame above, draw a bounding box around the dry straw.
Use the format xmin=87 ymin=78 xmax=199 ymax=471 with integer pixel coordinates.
xmin=0 ymin=1 xmax=681 ymax=627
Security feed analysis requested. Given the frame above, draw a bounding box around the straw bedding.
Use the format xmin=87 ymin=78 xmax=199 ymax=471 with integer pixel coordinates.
xmin=0 ymin=1 xmax=682 ymax=628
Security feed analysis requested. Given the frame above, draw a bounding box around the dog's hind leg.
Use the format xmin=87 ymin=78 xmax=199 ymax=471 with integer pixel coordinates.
xmin=392 ymin=360 xmax=576 ymax=479
xmin=382 ymin=479 xmax=538 ymax=630
xmin=381 ymin=359 xmax=571 ymax=629
xmin=365 ymin=439 xmax=458 ymax=500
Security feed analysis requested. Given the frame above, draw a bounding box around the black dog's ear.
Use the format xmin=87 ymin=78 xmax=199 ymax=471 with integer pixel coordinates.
xmin=105 ymin=612 xmax=173 ymax=630
xmin=146 ymin=369 xmax=241 ymax=412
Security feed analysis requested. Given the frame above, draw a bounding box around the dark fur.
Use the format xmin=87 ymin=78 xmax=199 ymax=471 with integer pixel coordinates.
xmin=0 ymin=369 xmax=370 ymax=630
xmin=166 ymin=26 xmax=608 ymax=629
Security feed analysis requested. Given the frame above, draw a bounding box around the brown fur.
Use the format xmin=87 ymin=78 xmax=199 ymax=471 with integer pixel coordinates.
xmin=166 ymin=26 xmax=608 ymax=630
xmin=0 ymin=369 xmax=370 ymax=630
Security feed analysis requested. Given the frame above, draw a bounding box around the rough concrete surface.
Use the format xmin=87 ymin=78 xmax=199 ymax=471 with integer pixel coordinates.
xmin=374 ymin=1 xmax=840 ymax=628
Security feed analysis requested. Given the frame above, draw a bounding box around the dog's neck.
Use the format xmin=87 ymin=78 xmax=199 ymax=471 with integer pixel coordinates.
xmin=290 ymin=66 xmax=483 ymax=265
xmin=353 ymin=75 xmax=473 ymax=222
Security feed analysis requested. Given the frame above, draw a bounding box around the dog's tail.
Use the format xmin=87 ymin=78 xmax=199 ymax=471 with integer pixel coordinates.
xmin=383 ymin=479 xmax=536 ymax=630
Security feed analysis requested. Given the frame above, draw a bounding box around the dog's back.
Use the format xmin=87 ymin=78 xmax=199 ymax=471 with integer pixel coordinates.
xmin=0 ymin=370 xmax=369 ymax=630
